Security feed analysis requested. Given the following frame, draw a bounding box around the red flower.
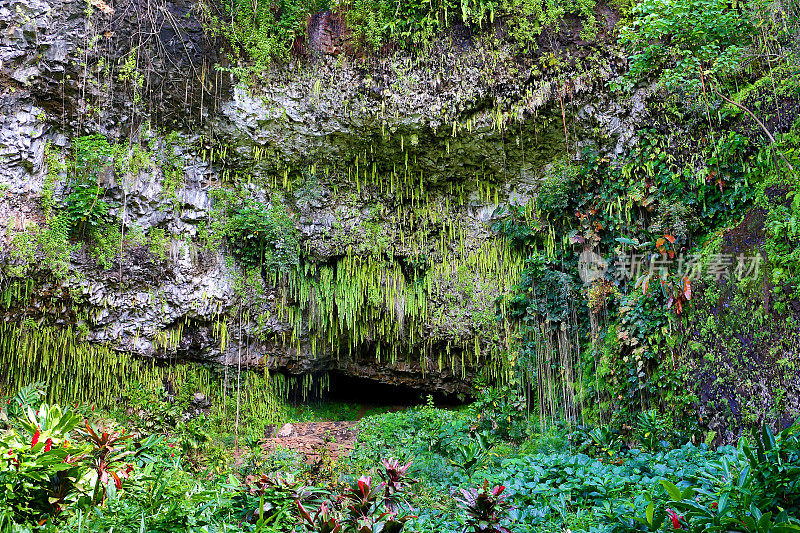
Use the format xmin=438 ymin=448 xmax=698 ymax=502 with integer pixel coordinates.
xmin=31 ymin=427 xmax=41 ymax=448
xmin=44 ymin=438 xmax=53 ymax=452
xmin=666 ymin=508 xmax=682 ymax=529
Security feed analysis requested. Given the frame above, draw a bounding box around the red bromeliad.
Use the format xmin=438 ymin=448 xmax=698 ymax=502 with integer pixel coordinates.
xmin=31 ymin=426 xmax=41 ymax=448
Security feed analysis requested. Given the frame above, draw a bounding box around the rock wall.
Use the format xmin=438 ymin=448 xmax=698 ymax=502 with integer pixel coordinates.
xmin=0 ymin=0 xmax=643 ymax=396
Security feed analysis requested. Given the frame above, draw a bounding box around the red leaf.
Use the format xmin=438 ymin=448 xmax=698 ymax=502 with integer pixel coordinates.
xmin=665 ymin=234 xmax=676 ymax=244
xmin=297 ymin=501 xmax=312 ymax=522
xmin=84 ymin=421 xmax=99 ymax=442
xmin=492 ymin=485 xmax=506 ymax=497
xmin=682 ymin=276 xmax=691 ymax=300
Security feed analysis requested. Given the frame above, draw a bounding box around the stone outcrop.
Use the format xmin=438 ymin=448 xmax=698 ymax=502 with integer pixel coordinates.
xmin=0 ymin=0 xmax=640 ymax=396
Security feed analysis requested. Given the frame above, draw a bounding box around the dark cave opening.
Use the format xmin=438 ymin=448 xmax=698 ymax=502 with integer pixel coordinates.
xmin=283 ymin=372 xmax=467 ymax=408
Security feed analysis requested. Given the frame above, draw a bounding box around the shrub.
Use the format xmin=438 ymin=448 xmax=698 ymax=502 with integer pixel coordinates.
xmin=620 ymin=0 xmax=755 ymax=94
xmin=623 ymin=419 xmax=800 ymax=532
xmin=469 ymin=386 xmax=528 ymax=443
xmin=61 ymin=182 xmax=116 ymax=238
xmin=224 ymin=198 xmax=300 ymax=271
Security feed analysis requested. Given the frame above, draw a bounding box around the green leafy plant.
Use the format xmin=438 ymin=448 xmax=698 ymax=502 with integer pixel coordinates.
xmin=620 ymin=0 xmax=754 ymax=94
xmin=61 ymin=182 xmax=116 ymax=238
xmin=636 ymin=410 xmax=679 ymax=451
xmin=0 ymin=402 xmax=85 ymax=523
xmin=224 ymin=198 xmax=300 ymax=271
xmin=450 ymin=440 xmax=488 ymax=478
xmin=469 ymin=386 xmax=528 ymax=443
xmin=739 ymin=420 xmax=800 ymax=514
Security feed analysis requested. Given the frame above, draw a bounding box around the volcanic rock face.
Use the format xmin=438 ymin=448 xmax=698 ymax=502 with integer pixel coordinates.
xmin=0 ymin=0 xmax=638 ymax=396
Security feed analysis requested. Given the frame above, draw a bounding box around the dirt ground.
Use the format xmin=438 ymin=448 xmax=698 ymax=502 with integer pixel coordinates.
xmin=261 ymin=421 xmax=359 ymax=463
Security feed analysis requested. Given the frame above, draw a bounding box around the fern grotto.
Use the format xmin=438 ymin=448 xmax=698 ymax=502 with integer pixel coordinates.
xmin=1 ymin=0 xmax=799 ymax=530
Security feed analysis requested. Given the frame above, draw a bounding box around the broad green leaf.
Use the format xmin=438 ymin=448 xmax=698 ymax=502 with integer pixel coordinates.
xmin=660 ymin=479 xmax=682 ymax=501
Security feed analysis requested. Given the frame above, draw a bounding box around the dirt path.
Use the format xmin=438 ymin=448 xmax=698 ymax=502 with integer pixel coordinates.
xmin=262 ymin=421 xmax=359 ymax=464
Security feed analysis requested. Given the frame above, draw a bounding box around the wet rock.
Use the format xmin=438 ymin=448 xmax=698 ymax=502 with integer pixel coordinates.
xmin=307 ymin=11 xmax=351 ymax=56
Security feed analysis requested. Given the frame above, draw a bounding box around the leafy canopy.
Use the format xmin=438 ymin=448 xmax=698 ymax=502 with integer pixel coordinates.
xmin=620 ymin=0 xmax=757 ymax=93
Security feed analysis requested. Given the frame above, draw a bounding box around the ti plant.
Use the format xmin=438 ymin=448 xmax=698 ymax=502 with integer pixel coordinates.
xmin=296 ymin=461 xmax=416 ymax=533
xmin=298 ymin=501 xmax=342 ymax=533
xmin=455 ymin=479 xmax=513 ymax=533
xmin=379 ymin=458 xmax=413 ymax=512
xmin=244 ymin=473 xmax=318 ymax=528
xmin=342 ymin=476 xmax=384 ymax=521
xmin=80 ymin=421 xmax=134 ymax=504
xmin=342 ymin=474 xmax=415 ymax=532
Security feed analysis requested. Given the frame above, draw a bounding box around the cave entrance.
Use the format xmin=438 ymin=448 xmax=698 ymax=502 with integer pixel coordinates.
xmin=281 ymin=372 xmax=467 ymax=413
xmin=321 ymin=373 xmax=465 ymax=407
